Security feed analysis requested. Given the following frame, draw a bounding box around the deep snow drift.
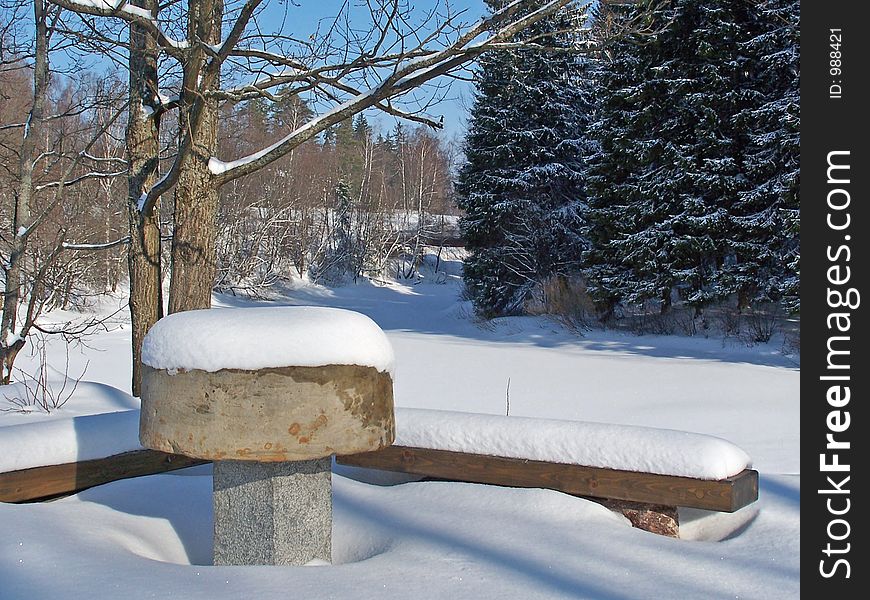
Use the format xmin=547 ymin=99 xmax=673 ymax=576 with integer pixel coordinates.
xmin=1 ymin=467 xmax=798 ymax=600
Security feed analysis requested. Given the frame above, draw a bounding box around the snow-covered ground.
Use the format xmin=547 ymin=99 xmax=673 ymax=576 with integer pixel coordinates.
xmin=0 ymin=253 xmax=799 ymax=598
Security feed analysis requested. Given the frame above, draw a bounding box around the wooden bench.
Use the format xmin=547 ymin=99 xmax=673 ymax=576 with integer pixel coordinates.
xmin=336 ymin=445 xmax=758 ymax=537
xmin=1 ymin=405 xmax=759 ymax=537
xmin=0 ymin=450 xmax=205 ymax=503
xmin=0 ymin=446 xmax=757 ymax=536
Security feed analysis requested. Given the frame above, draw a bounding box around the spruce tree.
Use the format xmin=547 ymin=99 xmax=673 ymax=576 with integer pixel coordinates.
xmin=313 ymin=180 xmax=356 ymax=283
xmin=456 ymin=0 xmax=591 ymax=317
xmin=585 ymin=0 xmax=767 ymax=314
xmin=725 ymin=0 xmax=800 ymax=311
xmin=582 ymin=1 xmax=646 ymax=316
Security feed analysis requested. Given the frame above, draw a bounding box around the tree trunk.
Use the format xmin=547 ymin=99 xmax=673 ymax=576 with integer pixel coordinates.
xmin=126 ymin=0 xmax=163 ymax=396
xmin=168 ymin=151 xmax=219 ymax=313
xmin=1 ymin=0 xmax=49 ymax=384
xmin=737 ymin=288 xmax=752 ymax=312
xmin=660 ymin=289 xmax=671 ymax=315
xmin=127 ymin=212 xmax=163 ymax=396
xmin=168 ymin=0 xmax=222 ymax=314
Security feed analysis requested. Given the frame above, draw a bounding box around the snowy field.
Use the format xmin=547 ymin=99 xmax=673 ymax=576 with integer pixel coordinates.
xmin=0 ymin=252 xmax=799 ymax=599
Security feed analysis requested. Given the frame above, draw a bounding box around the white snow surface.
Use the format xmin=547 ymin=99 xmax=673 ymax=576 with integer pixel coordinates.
xmin=0 ymin=469 xmax=799 ymax=599
xmin=0 ymin=410 xmax=141 ymax=472
xmin=0 ymin=261 xmax=799 ymax=598
xmin=395 ymin=407 xmax=750 ymax=479
xmin=140 ymin=306 xmax=395 ymax=374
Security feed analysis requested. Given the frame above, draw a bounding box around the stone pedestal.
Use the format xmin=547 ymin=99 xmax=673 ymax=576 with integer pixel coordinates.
xmin=139 ymin=364 xmax=394 ymax=461
xmin=139 ymin=362 xmax=394 ymax=566
xmin=138 ymin=307 xmax=395 ymax=567
xmin=213 ymin=458 xmax=332 ymax=566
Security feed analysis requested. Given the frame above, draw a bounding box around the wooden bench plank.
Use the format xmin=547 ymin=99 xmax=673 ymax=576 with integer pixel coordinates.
xmin=0 ymin=450 xmax=206 ymax=503
xmin=336 ymin=445 xmax=759 ymax=512
xmin=2 ymin=444 xmax=759 ymax=515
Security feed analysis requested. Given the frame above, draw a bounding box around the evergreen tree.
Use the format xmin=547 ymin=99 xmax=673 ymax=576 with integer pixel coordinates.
xmin=312 ymin=180 xmax=357 ymax=283
xmin=725 ymin=0 xmax=800 ymax=311
xmin=353 ymin=113 xmax=372 ymax=141
xmin=585 ymin=0 xmax=767 ymax=314
xmin=334 ymin=118 xmax=360 ymax=176
xmin=456 ymin=0 xmax=591 ymax=317
xmin=582 ymin=1 xmax=645 ymax=316
xmin=269 ymin=94 xmax=313 ymax=131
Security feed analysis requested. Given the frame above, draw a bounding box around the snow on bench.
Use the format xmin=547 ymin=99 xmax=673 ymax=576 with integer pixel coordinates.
xmin=0 ymin=410 xmax=143 ymax=474
xmin=0 ymin=409 xmax=200 ymax=502
xmin=1 ymin=405 xmax=758 ymax=536
xmin=0 ymin=406 xmax=751 ymax=482
xmin=393 ymin=408 xmax=750 ymax=481
xmin=338 ymin=409 xmax=760 ymax=535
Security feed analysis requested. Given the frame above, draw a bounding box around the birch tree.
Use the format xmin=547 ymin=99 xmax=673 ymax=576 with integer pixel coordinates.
xmin=0 ymin=0 xmax=125 ymax=383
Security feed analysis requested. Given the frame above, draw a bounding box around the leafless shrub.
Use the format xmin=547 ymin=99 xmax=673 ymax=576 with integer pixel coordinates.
xmin=740 ymin=304 xmax=781 ymax=345
xmin=528 ymin=275 xmax=595 ymax=332
xmin=625 ymin=304 xmax=699 ymax=337
xmin=717 ymin=305 xmax=743 ymax=338
xmin=781 ymin=328 xmax=800 ymax=358
xmin=2 ymin=334 xmax=88 ymax=414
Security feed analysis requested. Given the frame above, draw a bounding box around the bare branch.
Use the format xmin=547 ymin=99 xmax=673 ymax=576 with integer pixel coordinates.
xmin=48 ymin=0 xmax=187 ymax=58
xmin=22 ymin=100 xmax=129 ymax=238
xmin=211 ymin=0 xmax=582 ymax=184
xmin=34 ymin=169 xmax=126 ymax=192
xmin=62 ymin=236 xmax=131 ymax=251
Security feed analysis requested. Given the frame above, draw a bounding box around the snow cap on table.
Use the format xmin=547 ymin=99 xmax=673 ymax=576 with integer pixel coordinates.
xmin=395 ymin=408 xmax=752 ymax=480
xmin=141 ymin=306 xmax=395 ymax=374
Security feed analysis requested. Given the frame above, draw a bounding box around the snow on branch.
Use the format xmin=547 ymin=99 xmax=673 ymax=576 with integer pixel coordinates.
xmin=35 ymin=169 xmax=126 ymax=192
xmin=62 ymin=236 xmax=131 ymax=251
xmin=48 ymin=0 xmax=188 ymax=58
xmin=81 ymin=153 xmax=128 ymax=166
xmin=208 ymin=0 xmax=587 ymax=184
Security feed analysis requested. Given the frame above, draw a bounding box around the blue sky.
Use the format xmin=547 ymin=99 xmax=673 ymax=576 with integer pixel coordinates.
xmin=38 ymin=0 xmax=489 ymax=139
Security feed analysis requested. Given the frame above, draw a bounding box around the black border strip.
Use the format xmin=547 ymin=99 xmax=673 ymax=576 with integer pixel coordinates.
xmin=802 ymin=0 xmax=866 ymax=594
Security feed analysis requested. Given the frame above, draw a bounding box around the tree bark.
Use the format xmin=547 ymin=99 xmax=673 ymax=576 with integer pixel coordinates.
xmin=126 ymin=0 xmax=163 ymax=396
xmin=168 ymin=0 xmax=222 ymax=314
xmin=168 ymin=146 xmax=219 ymax=313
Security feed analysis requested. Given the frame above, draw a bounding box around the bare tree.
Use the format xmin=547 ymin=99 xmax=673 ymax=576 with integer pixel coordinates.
xmin=47 ymin=0 xmax=591 ymax=389
xmin=125 ymin=0 xmax=163 ymax=395
xmin=0 ymin=0 xmax=126 ymax=383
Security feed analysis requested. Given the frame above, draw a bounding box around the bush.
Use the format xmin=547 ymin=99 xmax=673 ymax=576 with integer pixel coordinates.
xmin=525 ymin=276 xmax=596 ymax=331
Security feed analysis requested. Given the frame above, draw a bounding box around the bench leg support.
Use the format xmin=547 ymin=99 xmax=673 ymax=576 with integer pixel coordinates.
xmin=598 ymin=499 xmax=679 ymax=537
